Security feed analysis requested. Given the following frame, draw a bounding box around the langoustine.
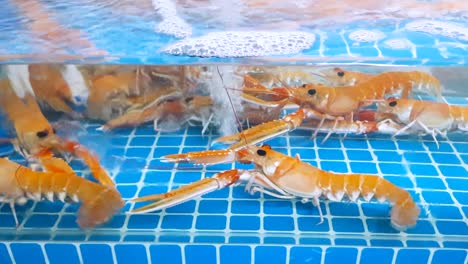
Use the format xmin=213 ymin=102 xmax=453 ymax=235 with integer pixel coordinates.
xmin=0 ymin=157 xmax=123 ymax=228
xmin=132 ymin=145 xmax=421 ymax=231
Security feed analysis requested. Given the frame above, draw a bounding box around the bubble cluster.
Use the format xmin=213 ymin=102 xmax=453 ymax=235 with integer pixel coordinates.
xmin=152 ymin=0 xmax=192 ymax=38
xmin=405 ymin=20 xmax=468 ymax=42
xmin=162 ymin=31 xmax=316 ymax=57
xmin=348 ymin=30 xmax=386 ymax=43
xmin=383 ymin=38 xmax=413 ymax=49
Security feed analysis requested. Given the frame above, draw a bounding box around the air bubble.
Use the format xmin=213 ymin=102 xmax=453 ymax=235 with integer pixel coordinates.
xmin=405 ymin=20 xmax=468 ymax=42
xmin=348 ymin=30 xmax=386 ymax=43
xmin=162 ymin=31 xmax=316 ymax=57
xmin=384 ymin=38 xmax=413 ymax=50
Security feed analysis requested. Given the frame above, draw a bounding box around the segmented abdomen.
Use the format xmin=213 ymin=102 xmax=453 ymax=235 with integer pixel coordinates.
xmin=15 ymin=165 xmax=124 ymax=228
xmin=318 ymin=172 xmax=420 ymax=230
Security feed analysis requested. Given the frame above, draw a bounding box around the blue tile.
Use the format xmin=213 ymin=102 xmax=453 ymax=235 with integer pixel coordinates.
xmin=318 ymin=149 xmax=344 ymax=160
xmin=298 ymin=217 xmax=330 ymax=232
xmin=432 ymin=250 xmax=467 ymax=264
xmin=194 ymin=236 xmax=225 ymax=243
xmin=80 ymin=244 xmax=113 ymax=264
xmin=296 ymin=201 xmax=326 ymax=216
xmin=186 ymin=245 xmax=216 ymax=264
xmin=369 ymin=140 xmax=396 ymax=150
xmin=199 ymin=200 xmax=228 ymax=214
xmin=264 ymin=237 xmax=295 ymax=244
xmin=366 ymin=219 xmax=399 ymax=234
xmin=328 ymin=202 xmax=359 ymax=216
xmin=350 ymin=162 xmax=378 ymax=174
xmin=152 ymin=147 xmax=180 ymax=158
xmin=138 ymin=185 xmax=168 ymax=197
xmin=159 ymin=236 xmax=190 ymax=243
xmin=437 ymin=220 xmax=468 ymax=235
xmin=0 ymin=244 xmax=11 ymax=264
xmin=264 ymin=201 xmax=293 ymax=215
xmin=0 ymin=214 xmax=21 ymax=227
xmin=219 ymin=246 xmax=251 ymax=264
xmin=406 ymin=240 xmax=439 ymax=247
xmin=325 ymin=248 xmax=357 ymax=264
xmin=443 ymin=241 xmax=468 ymax=249
xmin=446 ymin=179 xmax=468 ymax=191
xmin=416 ymin=177 xmax=446 ymax=190
xmin=161 ymin=215 xmax=193 ymax=229
xmin=185 ymin=136 xmax=210 ymax=146
xmin=429 ymin=205 xmax=463 ymax=219
xmin=299 ymin=237 xmax=331 ymax=245
xmin=111 ymin=137 xmax=129 ymax=146
xmin=343 ymin=139 xmax=368 ymax=149
xmin=290 ymin=247 xmax=321 ymax=264
xmin=255 ymin=246 xmax=286 ymax=264
xmin=403 ymin=152 xmax=431 ymax=163
xmin=422 ymin=191 xmax=453 ymax=204
xmin=157 ymin=136 xmax=183 ymax=146
xmin=124 ymin=235 xmax=155 ymax=242
xmin=385 ymin=176 xmax=414 ymax=189
xmin=320 ymin=161 xmax=348 ymax=173
xmin=88 ymin=235 xmax=121 ymax=241
xmin=143 ymin=170 xmax=172 ymax=184
xmin=129 ymin=136 xmax=156 ymax=146
xmin=196 ymin=215 xmax=226 ymax=230
xmin=203 ymin=185 xmax=230 ymax=198
xmin=165 ymin=201 xmax=196 ymax=214
xmin=439 ymin=165 xmax=467 ymax=177
xmin=57 ymin=215 xmax=80 ymax=228
xmin=100 ymin=214 xmax=126 ymax=228
xmin=370 ymin=239 xmax=403 ymax=247
xmin=374 ymin=151 xmax=402 ymax=162
xmin=334 ymin=238 xmax=366 ymax=246
xmin=332 ymin=218 xmax=364 ymax=232
xmin=230 ymin=216 xmax=260 ymax=230
xmin=229 ymin=236 xmax=260 ymax=244
xmin=115 ymin=170 xmax=142 ymax=184
xmin=116 ymin=185 xmax=137 ymax=199
xmin=11 ymin=243 xmax=45 ymax=264
xmin=125 ymin=147 xmax=151 ymax=158
xmin=33 ymin=202 xmax=64 ymax=213
xmin=396 ymin=249 xmax=430 ymax=264
xmin=453 ymin=192 xmax=468 ymax=205
xmin=173 ymin=171 xmax=202 ymax=184
xmin=405 ymin=220 xmax=435 ymax=234
xmin=264 ymin=216 xmax=294 ymax=231
xmin=231 ymin=200 xmax=260 ymax=214
xmin=410 ymin=164 xmax=439 ymax=176
xmin=289 ymin=137 xmax=314 ymax=148
xmin=347 ymin=150 xmax=373 ymax=161
xmin=150 ymin=245 xmax=182 ymax=264
xmin=453 ymin=143 xmax=468 ymax=153
xmin=432 ymin=153 xmax=460 ymax=164
xmin=290 ymin=148 xmax=316 ymax=160
xmin=115 ymin=245 xmax=148 ymax=264
xmin=127 ymin=215 xmax=160 ymax=229
xmin=360 ymin=248 xmax=393 ymax=264
xmin=379 ymin=163 xmax=407 ymax=175
xmin=424 ymin=142 xmax=453 ymax=152
xmin=397 ymin=141 xmax=425 ymax=151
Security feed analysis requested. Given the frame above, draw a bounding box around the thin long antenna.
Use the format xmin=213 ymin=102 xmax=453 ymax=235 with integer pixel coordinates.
xmin=216 ymin=66 xmax=249 ymax=147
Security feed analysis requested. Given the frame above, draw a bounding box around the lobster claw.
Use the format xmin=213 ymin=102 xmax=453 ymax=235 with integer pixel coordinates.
xmin=131 ymin=169 xmax=241 ymax=213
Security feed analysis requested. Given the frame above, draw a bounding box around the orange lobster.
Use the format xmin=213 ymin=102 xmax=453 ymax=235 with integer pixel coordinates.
xmin=132 ymin=145 xmax=421 ymax=231
xmin=0 ymin=157 xmax=123 ymax=228
xmin=215 ymin=70 xmax=442 ymax=148
xmin=0 ymin=79 xmax=115 ymax=188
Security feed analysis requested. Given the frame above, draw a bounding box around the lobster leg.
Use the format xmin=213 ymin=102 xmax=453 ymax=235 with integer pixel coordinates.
xmin=131 ymin=169 xmax=241 ymax=213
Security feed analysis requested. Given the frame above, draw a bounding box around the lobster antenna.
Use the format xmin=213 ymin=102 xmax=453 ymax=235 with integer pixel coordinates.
xmin=216 ymin=66 xmax=249 ymax=147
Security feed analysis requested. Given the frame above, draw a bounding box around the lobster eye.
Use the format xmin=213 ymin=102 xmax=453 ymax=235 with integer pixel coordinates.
xmin=52 ymin=128 xmax=57 ymax=134
xmin=307 ymin=89 xmax=316 ymax=95
xmin=301 ymin=84 xmax=307 ymax=88
xmin=389 ymin=101 xmax=397 ymax=107
xmin=185 ymin=96 xmax=194 ymax=103
xmin=337 ymin=71 xmax=345 ymax=77
xmin=256 ymin=149 xmax=267 ymax=156
xmin=36 ymin=130 xmax=49 ymax=138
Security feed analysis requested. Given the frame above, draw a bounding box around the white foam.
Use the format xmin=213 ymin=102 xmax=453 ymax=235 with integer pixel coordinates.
xmin=60 ymin=65 xmax=89 ymax=106
xmin=348 ymin=30 xmax=386 ymax=43
xmin=162 ymin=31 xmax=316 ymax=57
xmin=383 ymin=38 xmax=413 ymax=49
xmin=152 ymin=0 xmax=192 ymax=38
xmin=405 ymin=20 xmax=468 ymax=42
xmin=4 ymin=65 xmax=35 ymax=98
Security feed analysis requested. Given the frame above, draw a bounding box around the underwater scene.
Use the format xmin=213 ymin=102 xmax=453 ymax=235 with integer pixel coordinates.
xmin=0 ymin=0 xmax=468 ymax=264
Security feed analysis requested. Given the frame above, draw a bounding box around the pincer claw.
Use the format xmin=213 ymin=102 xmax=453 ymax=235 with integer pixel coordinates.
xmin=131 ymin=170 xmax=241 ymax=213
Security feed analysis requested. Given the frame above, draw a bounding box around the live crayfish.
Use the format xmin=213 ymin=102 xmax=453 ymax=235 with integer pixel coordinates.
xmin=131 ymin=144 xmax=421 ymax=231
xmin=214 ymin=69 xmax=443 ymax=149
xmin=0 ymin=156 xmax=123 ymax=228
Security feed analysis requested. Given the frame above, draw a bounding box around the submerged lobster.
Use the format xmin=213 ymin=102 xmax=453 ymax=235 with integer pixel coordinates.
xmin=132 ymin=145 xmax=421 ymax=231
